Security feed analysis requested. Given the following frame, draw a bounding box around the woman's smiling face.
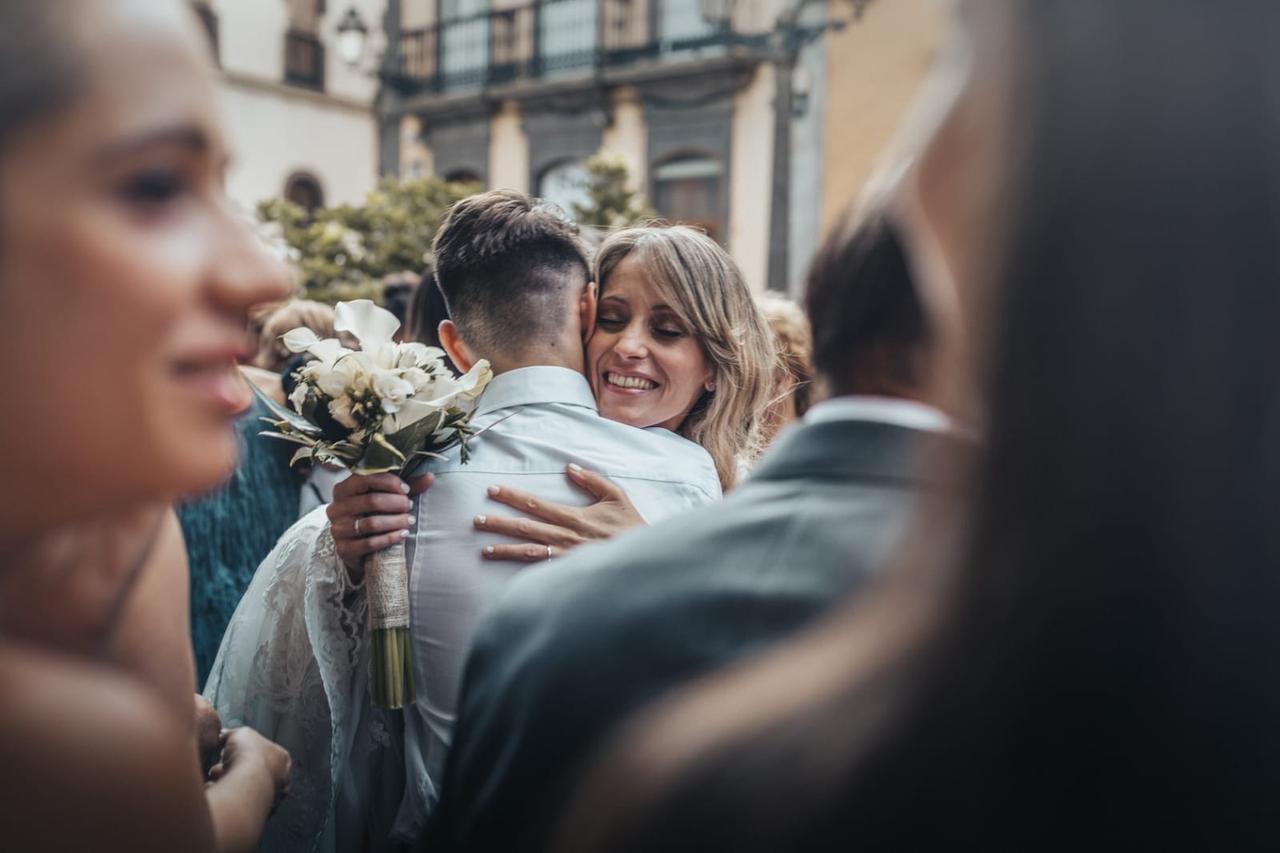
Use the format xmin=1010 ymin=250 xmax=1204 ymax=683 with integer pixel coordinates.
xmin=587 ymin=254 xmax=714 ymax=432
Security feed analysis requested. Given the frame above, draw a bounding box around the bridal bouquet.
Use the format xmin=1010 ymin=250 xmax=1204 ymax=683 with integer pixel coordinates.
xmin=254 ymin=299 xmax=492 ymax=709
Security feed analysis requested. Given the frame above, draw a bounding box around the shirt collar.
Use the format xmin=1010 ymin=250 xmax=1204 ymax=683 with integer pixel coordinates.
xmin=472 ymin=365 xmax=599 ymax=418
xmin=804 ymin=395 xmax=951 ymax=434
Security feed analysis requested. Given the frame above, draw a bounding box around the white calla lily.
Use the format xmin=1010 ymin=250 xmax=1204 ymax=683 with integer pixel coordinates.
xmin=455 ymin=360 xmax=493 ymax=401
xmin=385 ymin=398 xmax=440 ymax=433
xmin=383 ymin=360 xmax=492 ymax=433
xmin=282 ymin=327 xmax=321 ymax=353
xmin=303 ymin=338 xmax=352 ymax=367
xmin=281 ymin=326 xmax=352 ymax=366
xmin=335 ymin=299 xmax=402 ymax=349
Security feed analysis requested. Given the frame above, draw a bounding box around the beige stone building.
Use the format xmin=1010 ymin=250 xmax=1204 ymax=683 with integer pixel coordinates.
xmin=818 ymin=0 xmax=943 ymax=234
xmin=375 ymin=0 xmax=941 ymax=293
xmin=192 ymin=0 xmax=387 ymax=212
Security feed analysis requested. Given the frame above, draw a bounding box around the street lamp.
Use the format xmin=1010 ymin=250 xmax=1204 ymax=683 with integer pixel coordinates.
xmin=336 ymin=6 xmax=370 ymax=67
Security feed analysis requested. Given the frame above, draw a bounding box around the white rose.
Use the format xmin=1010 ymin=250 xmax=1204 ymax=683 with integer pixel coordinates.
xmin=371 ymin=342 xmax=401 ymax=370
xmin=396 ymin=343 xmax=447 ymax=370
xmin=372 ymin=369 xmax=416 ymax=414
xmin=401 ymin=367 xmax=439 ymax=395
xmin=317 ymin=354 xmax=370 ymax=398
xmin=328 ymin=396 xmax=359 ymax=429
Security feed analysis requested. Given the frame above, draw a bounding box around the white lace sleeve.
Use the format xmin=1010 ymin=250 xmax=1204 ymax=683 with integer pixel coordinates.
xmin=204 ymin=507 xmax=368 ymax=853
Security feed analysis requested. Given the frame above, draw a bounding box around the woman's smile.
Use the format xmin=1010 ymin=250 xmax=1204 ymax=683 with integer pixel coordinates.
xmin=602 ymin=370 xmax=660 ymax=394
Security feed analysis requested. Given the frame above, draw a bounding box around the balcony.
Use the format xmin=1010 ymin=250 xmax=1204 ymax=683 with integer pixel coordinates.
xmin=387 ymin=0 xmax=769 ymax=95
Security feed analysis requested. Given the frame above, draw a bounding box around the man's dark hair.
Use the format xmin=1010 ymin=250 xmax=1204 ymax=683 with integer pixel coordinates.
xmin=432 ymin=190 xmax=589 ymax=357
xmin=804 ymin=212 xmax=933 ymax=396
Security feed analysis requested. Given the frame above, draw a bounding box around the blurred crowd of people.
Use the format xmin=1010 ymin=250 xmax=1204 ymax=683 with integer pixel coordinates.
xmin=3 ymin=0 xmax=1278 ymax=851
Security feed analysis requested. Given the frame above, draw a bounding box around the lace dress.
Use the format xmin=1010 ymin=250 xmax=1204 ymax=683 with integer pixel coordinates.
xmin=205 ymin=507 xmax=404 ymax=853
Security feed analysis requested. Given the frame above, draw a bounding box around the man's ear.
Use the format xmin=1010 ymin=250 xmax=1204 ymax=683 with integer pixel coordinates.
xmin=579 ymin=280 xmax=599 ymax=343
xmin=438 ymin=320 xmax=475 ymax=374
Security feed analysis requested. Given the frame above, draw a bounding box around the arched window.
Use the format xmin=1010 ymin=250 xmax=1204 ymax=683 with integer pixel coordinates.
xmin=284 ymin=172 xmax=325 ymax=214
xmin=538 ymin=160 xmax=591 ymax=220
xmin=652 ymin=154 xmax=723 ymax=241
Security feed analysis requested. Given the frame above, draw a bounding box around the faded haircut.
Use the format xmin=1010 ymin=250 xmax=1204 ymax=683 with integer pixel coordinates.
xmin=431 ymin=189 xmax=590 ymax=358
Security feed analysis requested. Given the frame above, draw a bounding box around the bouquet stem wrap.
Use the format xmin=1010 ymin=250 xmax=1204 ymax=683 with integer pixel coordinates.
xmin=365 ymin=541 xmax=415 ymax=710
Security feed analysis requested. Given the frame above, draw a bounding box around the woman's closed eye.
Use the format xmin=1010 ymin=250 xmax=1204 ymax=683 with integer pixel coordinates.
xmin=597 ymin=315 xmax=627 ymax=331
xmin=118 ymin=168 xmax=190 ymax=214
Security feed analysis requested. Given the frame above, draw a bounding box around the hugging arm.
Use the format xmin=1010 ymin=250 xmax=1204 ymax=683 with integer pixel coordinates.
xmin=475 ymin=464 xmax=645 ymax=563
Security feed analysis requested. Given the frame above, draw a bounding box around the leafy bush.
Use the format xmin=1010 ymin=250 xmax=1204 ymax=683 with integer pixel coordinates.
xmin=257 ymin=177 xmax=479 ymax=304
xmin=572 ymin=150 xmax=657 ymax=229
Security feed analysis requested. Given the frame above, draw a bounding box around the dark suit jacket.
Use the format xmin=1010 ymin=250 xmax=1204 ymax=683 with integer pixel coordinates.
xmin=423 ymin=416 xmax=945 ymax=852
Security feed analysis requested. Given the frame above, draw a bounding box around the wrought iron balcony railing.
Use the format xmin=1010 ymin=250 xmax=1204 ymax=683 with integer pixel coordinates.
xmin=387 ymin=0 xmax=767 ymax=94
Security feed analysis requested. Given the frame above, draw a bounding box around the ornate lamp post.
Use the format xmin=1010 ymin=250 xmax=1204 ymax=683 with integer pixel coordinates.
xmin=336 ymin=6 xmax=370 ymax=67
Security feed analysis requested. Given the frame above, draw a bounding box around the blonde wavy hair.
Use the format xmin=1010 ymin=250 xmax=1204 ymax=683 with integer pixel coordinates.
xmin=594 ymin=224 xmax=775 ymax=490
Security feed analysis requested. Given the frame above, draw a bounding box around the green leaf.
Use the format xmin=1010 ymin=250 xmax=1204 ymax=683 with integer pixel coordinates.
xmin=248 ymin=378 xmax=321 ymax=436
xmin=259 ymin=431 xmax=318 ymax=449
xmin=384 ymin=410 xmax=444 ymax=456
xmin=354 ymin=432 xmax=407 ymax=475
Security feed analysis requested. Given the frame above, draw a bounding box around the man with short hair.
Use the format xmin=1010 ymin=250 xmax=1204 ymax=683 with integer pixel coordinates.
xmin=423 ymin=212 xmax=953 ymax=853
xmin=330 ymin=190 xmax=721 ymax=845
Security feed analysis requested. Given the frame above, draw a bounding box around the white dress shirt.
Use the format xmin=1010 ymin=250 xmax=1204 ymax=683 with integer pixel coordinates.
xmin=395 ymin=365 xmax=720 ymax=835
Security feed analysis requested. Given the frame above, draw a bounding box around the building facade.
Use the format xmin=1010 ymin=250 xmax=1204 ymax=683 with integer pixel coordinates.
xmin=193 ymin=0 xmax=387 ymax=213
xmin=375 ymin=0 xmax=940 ymax=293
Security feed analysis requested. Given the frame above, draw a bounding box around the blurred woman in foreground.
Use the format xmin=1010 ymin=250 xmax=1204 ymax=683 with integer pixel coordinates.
xmin=0 ymin=1 xmax=291 ymax=849
xmin=562 ymin=1 xmax=1280 ymax=849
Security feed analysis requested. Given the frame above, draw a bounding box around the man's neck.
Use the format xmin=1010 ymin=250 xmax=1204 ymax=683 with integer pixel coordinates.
xmin=486 ymin=340 xmax=586 ymax=377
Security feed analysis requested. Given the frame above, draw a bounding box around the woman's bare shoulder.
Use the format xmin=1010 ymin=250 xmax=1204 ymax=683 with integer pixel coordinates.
xmin=0 ymin=645 xmax=212 ymax=851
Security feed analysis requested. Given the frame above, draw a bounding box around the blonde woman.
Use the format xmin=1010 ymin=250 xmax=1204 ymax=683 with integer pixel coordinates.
xmin=427 ymin=223 xmax=775 ymax=564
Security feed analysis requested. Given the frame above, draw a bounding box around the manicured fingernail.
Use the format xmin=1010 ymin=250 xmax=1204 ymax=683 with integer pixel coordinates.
xmin=400 ymin=481 xmax=410 ymax=494
xmin=487 ymin=486 xmax=500 ymax=497
xmin=568 ymin=463 xmax=583 ymax=473
xmin=484 ymin=545 xmax=495 ymax=556
xmin=475 ymin=514 xmax=486 ymax=526
xmin=399 ymin=530 xmax=409 ymax=539
xmin=406 ymin=515 xmax=416 ymax=527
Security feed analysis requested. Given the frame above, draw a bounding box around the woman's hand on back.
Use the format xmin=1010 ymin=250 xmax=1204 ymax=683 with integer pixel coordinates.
xmin=475 ymin=464 xmax=645 ymax=563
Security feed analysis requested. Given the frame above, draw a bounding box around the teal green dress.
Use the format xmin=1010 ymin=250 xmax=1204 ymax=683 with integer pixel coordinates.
xmin=179 ymin=395 xmax=303 ymax=685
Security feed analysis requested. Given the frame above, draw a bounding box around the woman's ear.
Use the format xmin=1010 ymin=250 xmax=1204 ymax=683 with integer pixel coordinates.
xmin=579 ymin=280 xmax=599 ymax=342
xmin=704 ymin=371 xmax=717 ymax=393
xmin=438 ymin=320 xmax=475 ymax=374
